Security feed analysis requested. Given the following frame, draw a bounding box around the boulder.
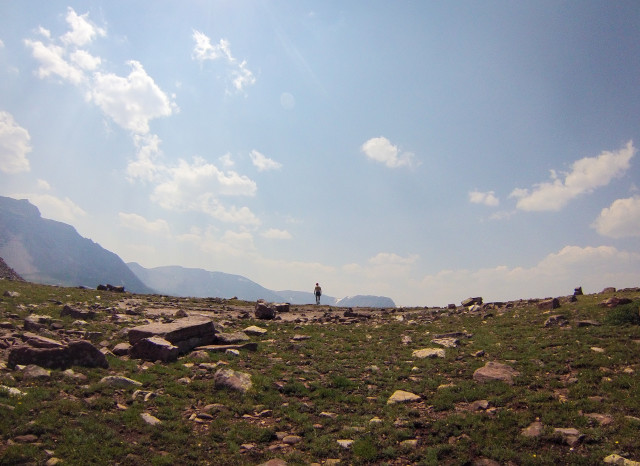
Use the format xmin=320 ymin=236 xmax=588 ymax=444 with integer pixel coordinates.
xmin=573 ymin=286 xmax=583 ymax=296
xmin=473 ymin=361 xmax=520 ymax=385
xmin=128 ymin=316 xmax=217 ymax=353
xmin=601 ymin=287 xmax=616 ymax=294
xmin=462 ymin=297 xmax=483 ymax=307
xmin=8 ymin=340 xmax=109 ymax=369
xmin=274 ymin=303 xmax=290 ymax=313
xmin=61 ymin=305 xmax=96 ymax=320
xmin=112 ymin=342 xmax=131 ymax=356
xmin=600 ymin=297 xmax=632 ymax=308
xmin=538 ymin=298 xmax=560 ymax=310
xmin=129 ymin=336 xmax=180 ymax=362
xmin=244 ymin=326 xmax=267 ymax=336
xmin=544 ymin=315 xmax=569 ymax=328
xmin=255 ymin=302 xmax=277 ymax=320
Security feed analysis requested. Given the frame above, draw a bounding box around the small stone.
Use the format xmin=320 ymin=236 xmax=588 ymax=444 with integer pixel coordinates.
xmin=521 ymin=421 xmax=543 ymax=438
xmin=369 ymin=417 xmax=383 ymax=424
xmin=400 ymin=439 xmax=418 ymax=448
xmin=100 ymin=376 xmax=142 ymax=387
xmin=591 ymin=347 xmax=605 ymax=353
xmin=225 ymin=349 xmax=240 ymax=356
xmin=21 ymin=364 xmax=51 ymax=379
xmin=337 ymin=439 xmax=353 ymax=449
xmin=14 ymin=434 xmax=38 ymax=443
xmin=412 ymin=348 xmax=445 ymax=359
xmin=584 ymin=413 xmax=614 ymax=426
xmin=244 ymin=325 xmax=267 ymax=336
xmin=282 ymin=435 xmax=302 ymax=445
xmin=140 ymin=412 xmax=162 ymax=426
xmin=431 ymin=337 xmax=459 ymax=348
xmin=387 ymin=390 xmax=421 ymax=404
xmin=603 ymin=454 xmax=640 ymax=465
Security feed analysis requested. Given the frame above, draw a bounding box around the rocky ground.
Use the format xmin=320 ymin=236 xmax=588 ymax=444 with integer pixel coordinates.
xmin=1 ymin=279 xmax=639 ymax=465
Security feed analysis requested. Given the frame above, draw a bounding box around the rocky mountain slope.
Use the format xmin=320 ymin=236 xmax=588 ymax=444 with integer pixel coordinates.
xmin=0 ymin=196 xmax=153 ymax=294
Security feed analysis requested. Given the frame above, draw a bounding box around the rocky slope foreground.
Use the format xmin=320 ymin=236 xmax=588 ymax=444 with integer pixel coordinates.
xmin=0 ymin=281 xmax=639 ymax=465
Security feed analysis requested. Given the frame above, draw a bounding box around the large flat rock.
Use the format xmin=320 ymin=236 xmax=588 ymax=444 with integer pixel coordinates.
xmin=128 ymin=316 xmax=217 ymax=353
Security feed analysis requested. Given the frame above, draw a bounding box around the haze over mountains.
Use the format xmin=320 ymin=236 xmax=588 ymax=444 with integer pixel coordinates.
xmin=0 ymin=196 xmax=395 ymax=307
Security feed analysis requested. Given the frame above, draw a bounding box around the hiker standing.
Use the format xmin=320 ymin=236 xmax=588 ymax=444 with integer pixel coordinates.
xmin=314 ymin=283 xmax=322 ymax=305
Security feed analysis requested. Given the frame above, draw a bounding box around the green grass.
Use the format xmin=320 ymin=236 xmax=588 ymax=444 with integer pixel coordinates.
xmin=1 ymin=281 xmax=639 ymax=464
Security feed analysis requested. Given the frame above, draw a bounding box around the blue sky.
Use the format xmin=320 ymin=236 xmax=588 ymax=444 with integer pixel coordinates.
xmin=1 ymin=1 xmax=639 ymax=306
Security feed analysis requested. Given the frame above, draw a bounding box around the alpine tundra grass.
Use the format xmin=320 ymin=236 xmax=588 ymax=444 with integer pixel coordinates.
xmin=0 ymin=280 xmax=639 ymax=465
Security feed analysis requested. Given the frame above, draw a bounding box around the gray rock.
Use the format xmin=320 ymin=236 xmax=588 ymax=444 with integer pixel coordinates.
xmin=61 ymin=305 xmax=96 ymax=320
xmin=8 ymin=340 xmax=108 ymax=369
xmin=140 ymin=412 xmax=162 ymax=426
xmin=129 ymin=336 xmax=180 ymax=362
xmin=215 ymin=332 xmax=250 ymax=344
xmin=413 ymin=348 xmax=445 ymax=359
xmin=544 ymin=315 xmax=569 ymax=327
xmin=21 ymin=364 xmax=51 ymax=379
xmin=387 ymin=390 xmax=421 ymax=404
xmin=112 ymin=342 xmax=131 ymax=356
xmin=538 ymin=298 xmax=560 ymax=310
xmin=473 ymin=361 xmax=520 ymax=385
xmin=214 ymin=368 xmax=252 ymax=393
xmin=255 ymin=302 xmax=276 ymax=320
xmin=128 ymin=316 xmax=217 ymax=353
xmin=462 ymin=297 xmax=483 ymax=307
xmin=521 ymin=420 xmax=544 ymax=437
xmin=100 ymin=375 xmax=143 ymax=387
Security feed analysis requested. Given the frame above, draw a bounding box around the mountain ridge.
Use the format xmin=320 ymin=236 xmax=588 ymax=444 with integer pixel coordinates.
xmin=0 ymin=196 xmax=396 ymax=307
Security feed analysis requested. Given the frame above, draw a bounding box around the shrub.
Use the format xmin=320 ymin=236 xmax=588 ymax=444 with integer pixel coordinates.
xmin=605 ymin=302 xmax=640 ymax=325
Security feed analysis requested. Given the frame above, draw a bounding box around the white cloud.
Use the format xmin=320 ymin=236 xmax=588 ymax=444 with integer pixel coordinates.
xmin=24 ymin=39 xmax=85 ymax=84
xmin=414 ymin=245 xmax=640 ymax=305
xmin=16 ymin=193 xmax=86 ymax=224
xmin=0 ymin=111 xmax=31 ymax=174
xmin=469 ymin=190 xmax=499 ymax=207
xmin=191 ymin=30 xmax=255 ymax=93
xmin=118 ymin=212 xmax=171 ymax=236
xmin=88 ymin=60 xmax=176 ymax=134
xmin=192 ymin=32 xmax=232 ymax=62
xmin=126 ymin=134 xmax=165 ymax=182
xmin=70 ymin=49 xmax=101 ymax=70
xmin=250 ymin=150 xmax=282 ymax=172
xmin=219 ymin=153 xmax=234 ymax=168
xmin=262 ymin=228 xmax=292 ymax=240
xmin=151 ymin=157 xmax=259 ymax=224
xmin=177 ymin=226 xmax=256 ymax=257
xmin=361 ymin=136 xmax=415 ymax=168
xmin=61 ymin=7 xmax=105 ymax=47
xmin=510 ymin=141 xmax=635 ymax=211
xmin=368 ymin=252 xmax=418 ymax=266
xmin=36 ymin=179 xmax=51 ymax=190
xmin=592 ymin=196 xmax=640 ymax=238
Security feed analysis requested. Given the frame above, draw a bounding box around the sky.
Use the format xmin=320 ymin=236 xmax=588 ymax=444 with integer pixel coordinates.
xmin=1 ymin=1 xmax=639 ymax=307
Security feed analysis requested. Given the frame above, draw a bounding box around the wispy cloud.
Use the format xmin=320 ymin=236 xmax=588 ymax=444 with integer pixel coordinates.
xmin=191 ymin=30 xmax=256 ymax=93
xmin=592 ymin=196 xmax=640 ymax=238
xmin=469 ymin=190 xmax=499 ymax=207
xmin=118 ymin=212 xmax=171 ymax=236
xmin=509 ymin=141 xmax=635 ymax=211
xmin=0 ymin=111 xmax=31 ymax=173
xmin=261 ymin=228 xmax=292 ymax=240
xmin=361 ymin=136 xmax=416 ymax=168
xmin=250 ymin=150 xmax=282 ymax=172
